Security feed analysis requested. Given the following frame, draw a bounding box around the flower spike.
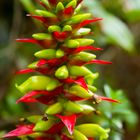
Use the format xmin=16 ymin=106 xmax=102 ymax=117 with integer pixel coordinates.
xmin=4 ymin=0 xmax=114 ymax=139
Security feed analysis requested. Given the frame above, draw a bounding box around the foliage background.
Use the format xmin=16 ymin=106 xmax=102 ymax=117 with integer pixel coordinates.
xmin=0 ymin=0 xmax=140 ymax=139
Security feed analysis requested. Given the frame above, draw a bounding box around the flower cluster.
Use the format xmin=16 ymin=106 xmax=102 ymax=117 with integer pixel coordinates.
xmin=3 ymin=0 xmax=119 ymax=139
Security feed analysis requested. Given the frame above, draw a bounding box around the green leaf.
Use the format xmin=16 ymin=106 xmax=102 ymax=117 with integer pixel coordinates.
xmin=83 ymin=0 xmax=136 ymax=53
xmin=124 ymin=0 xmax=140 ymax=22
xmin=101 ymin=14 xmax=135 ymax=53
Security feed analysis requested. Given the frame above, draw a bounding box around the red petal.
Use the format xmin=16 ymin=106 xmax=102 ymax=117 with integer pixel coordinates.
xmin=63 ymin=77 xmax=75 ymax=83
xmin=17 ymin=86 xmax=63 ymax=104
xmin=62 ymin=77 xmax=88 ymax=90
xmin=3 ymin=124 xmax=34 ymax=138
xmin=64 ymin=6 xmax=74 ymax=15
xmin=21 ymin=98 xmax=37 ymax=103
xmin=27 ymin=14 xmax=48 ymax=23
xmin=36 ymin=95 xmax=54 ymax=105
xmin=16 ymin=38 xmax=38 ymax=44
xmin=56 ymin=114 xmax=76 ymax=135
xmin=65 ymin=94 xmax=85 ymax=101
xmin=88 ymin=59 xmax=112 ymax=65
xmin=37 ymin=67 xmax=51 ymax=74
xmin=46 ymin=122 xmax=64 ymax=134
xmin=16 ymin=68 xmax=35 ymax=74
xmin=80 ymin=18 xmax=103 ymax=27
xmin=75 ymin=77 xmax=88 ymax=90
xmin=37 ymin=59 xmax=48 ymax=67
xmin=16 ymin=90 xmax=49 ymax=103
xmin=94 ymin=94 xmax=120 ymax=103
xmin=73 ymin=46 xmax=103 ymax=54
xmin=53 ymin=31 xmax=67 ymax=41
xmin=38 ymin=57 xmax=66 ymax=66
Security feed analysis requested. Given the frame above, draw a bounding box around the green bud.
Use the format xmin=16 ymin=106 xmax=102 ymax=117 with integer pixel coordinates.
xmin=32 ymin=33 xmax=52 ymax=40
xmin=75 ymin=39 xmax=94 ymax=46
xmin=45 ymin=102 xmax=63 ymax=115
xmin=34 ymin=49 xmax=56 ymax=59
xmin=56 ymin=2 xmax=64 ymax=13
xmin=75 ymin=124 xmax=110 ymax=139
xmin=62 ymin=25 xmax=72 ymax=32
xmin=69 ymin=66 xmax=92 ymax=76
xmin=73 ymin=129 xmax=88 ymax=140
xmin=55 ymin=65 xmax=69 ymax=79
xmin=33 ymin=120 xmax=54 ymax=131
xmin=88 ymin=85 xmax=97 ymax=92
xmin=69 ymin=85 xmax=93 ymax=98
xmin=72 ymin=52 xmax=96 ymax=62
xmin=75 ymin=28 xmax=91 ymax=36
xmin=67 ymin=13 xmax=91 ymax=24
xmin=48 ymin=25 xmax=61 ymax=33
xmin=16 ymin=76 xmax=51 ymax=93
xmin=80 ymin=104 xmax=95 ymax=114
xmin=66 ymin=0 xmax=77 ymax=8
xmin=46 ymin=78 xmax=61 ymax=91
xmin=56 ymin=49 xmax=65 ymax=58
xmin=85 ymin=73 xmax=99 ymax=85
xmin=65 ymin=101 xmax=83 ymax=113
xmin=66 ymin=39 xmax=79 ymax=48
xmin=27 ymin=115 xmax=42 ymax=123
xmin=35 ymin=9 xmax=56 ymax=18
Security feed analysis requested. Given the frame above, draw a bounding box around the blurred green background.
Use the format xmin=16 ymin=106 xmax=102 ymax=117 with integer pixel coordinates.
xmin=0 ymin=0 xmax=140 ymax=139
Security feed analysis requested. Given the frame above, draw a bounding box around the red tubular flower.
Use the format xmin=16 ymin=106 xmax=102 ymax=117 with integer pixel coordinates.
xmin=56 ymin=114 xmax=76 ymax=135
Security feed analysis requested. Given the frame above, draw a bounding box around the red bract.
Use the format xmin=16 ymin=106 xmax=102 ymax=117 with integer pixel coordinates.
xmin=46 ymin=122 xmax=64 ymax=134
xmin=27 ymin=14 xmax=48 ymax=23
xmin=16 ymin=38 xmax=38 ymax=44
xmin=87 ymin=59 xmax=112 ymax=65
xmin=17 ymin=86 xmax=63 ymax=104
xmin=80 ymin=18 xmax=103 ymax=28
xmin=56 ymin=114 xmax=76 ymax=135
xmin=64 ymin=6 xmax=74 ymax=15
xmin=16 ymin=68 xmax=35 ymax=74
xmin=62 ymin=77 xmax=88 ymax=90
xmin=72 ymin=46 xmax=103 ymax=54
xmin=37 ymin=59 xmax=48 ymax=66
xmin=16 ymin=90 xmax=49 ymax=103
xmin=75 ymin=77 xmax=88 ymax=90
xmin=3 ymin=124 xmax=34 ymax=138
xmin=53 ymin=31 xmax=67 ymax=41
xmin=94 ymin=94 xmax=120 ymax=103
